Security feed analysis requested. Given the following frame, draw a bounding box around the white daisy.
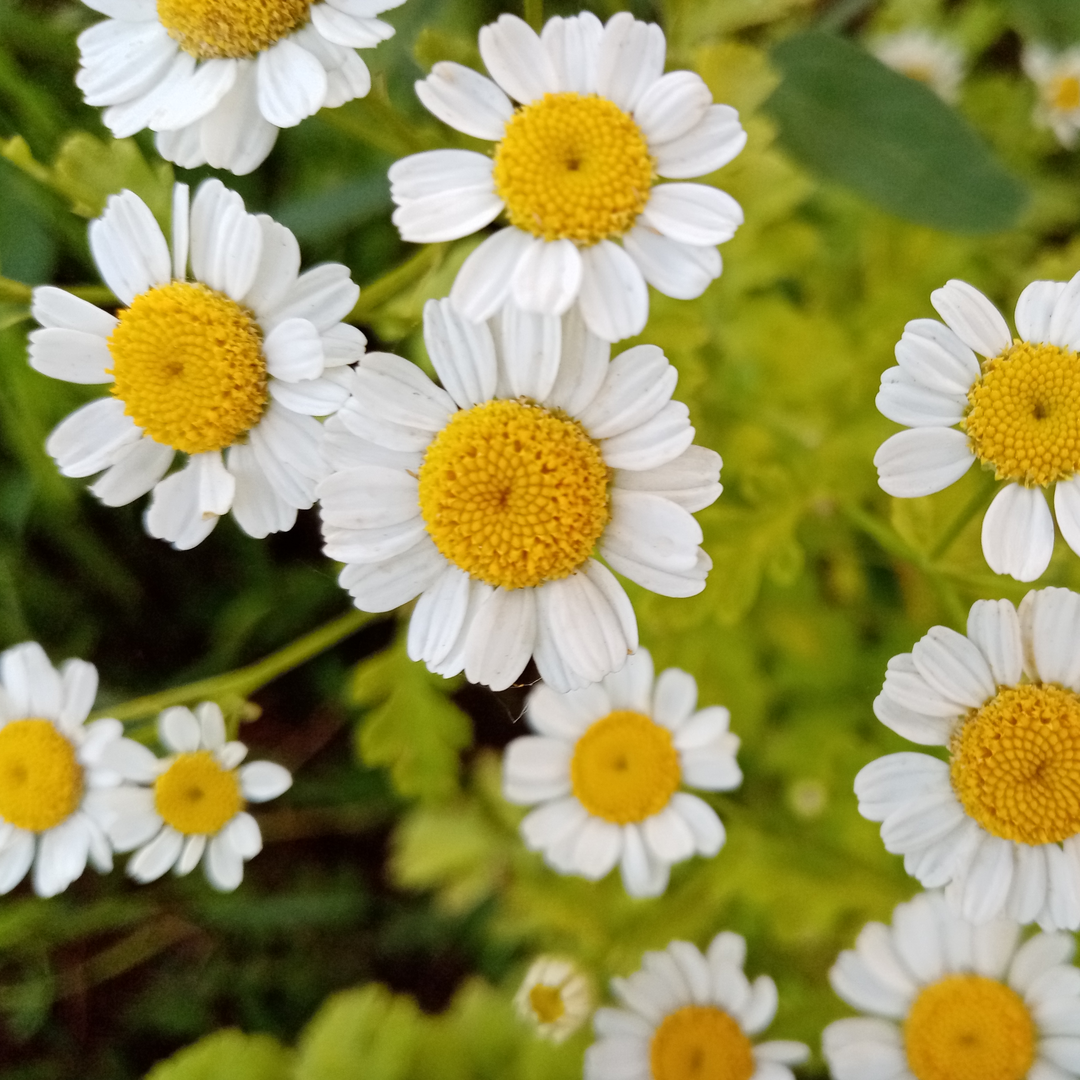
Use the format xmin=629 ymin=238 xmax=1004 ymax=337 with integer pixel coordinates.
xmin=76 ymin=0 xmax=403 ymax=175
xmin=874 ymin=272 xmax=1080 ymax=581
xmin=514 ymin=955 xmax=594 ymax=1043
xmin=585 ymin=931 xmax=809 ymax=1080
xmin=870 ymin=29 xmax=964 ymax=103
xmin=389 ymin=11 xmax=746 ymax=343
xmin=502 ymin=648 xmax=740 ymax=898
xmin=98 ymin=702 xmax=291 ymax=891
xmin=317 ymin=298 xmax=722 ymax=693
xmin=1023 ymin=45 xmax=1080 ymax=149
xmin=857 ymin=587 xmax=1080 ymax=931
xmin=825 ymin=890 xmax=1080 ymax=1080
xmin=29 ymin=179 xmax=364 ymax=550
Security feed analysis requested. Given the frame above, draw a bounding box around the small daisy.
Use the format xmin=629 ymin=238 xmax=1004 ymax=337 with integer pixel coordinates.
xmin=502 ymin=648 xmax=740 ymax=898
xmin=585 ymin=931 xmax=809 ymax=1080
xmin=514 ymin=955 xmax=594 ymax=1043
xmin=874 ymin=272 xmax=1080 ymax=581
xmin=870 ymin=29 xmax=964 ymax=103
xmin=317 ymin=298 xmax=722 ymax=693
xmin=76 ymin=0 xmax=403 ymax=175
xmin=0 ymin=642 xmax=130 ymax=897
xmin=825 ymin=890 xmax=1080 ymax=1080
xmin=857 ymin=587 xmax=1080 ymax=930
xmin=29 ymin=179 xmax=363 ymax=549
xmin=1023 ymin=45 xmax=1080 ymax=149
xmin=389 ymin=11 xmax=746 ymax=343
xmin=99 ymin=702 xmax=291 ymax=891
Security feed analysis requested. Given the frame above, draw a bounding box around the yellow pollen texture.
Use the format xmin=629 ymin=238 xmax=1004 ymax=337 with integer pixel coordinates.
xmin=154 ymin=750 xmax=243 ymax=836
xmin=950 ymin=683 xmax=1080 ymax=845
xmin=417 ymin=399 xmax=610 ymax=589
xmin=965 ymin=339 xmax=1080 ymax=486
xmin=492 ymin=92 xmax=655 ymax=245
xmin=1052 ymin=75 xmax=1080 ymax=112
xmin=571 ymin=711 xmax=681 ymax=824
xmin=156 ymin=0 xmax=313 ymax=60
xmin=0 ymin=719 xmax=83 ymax=833
xmin=904 ymin=975 xmax=1035 ymax=1080
xmin=529 ymin=984 xmax=566 ymax=1025
xmin=650 ymin=1005 xmax=755 ymax=1080
xmin=108 ymin=281 xmax=268 ymax=455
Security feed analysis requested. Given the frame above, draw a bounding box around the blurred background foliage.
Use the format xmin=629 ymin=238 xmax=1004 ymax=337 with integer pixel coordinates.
xmin=1 ymin=0 xmax=1080 ymax=1075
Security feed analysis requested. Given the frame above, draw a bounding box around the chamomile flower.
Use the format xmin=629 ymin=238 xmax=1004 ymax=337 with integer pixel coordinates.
xmin=825 ymin=890 xmax=1080 ymax=1080
xmin=874 ymin=273 xmax=1080 ymax=581
xmin=99 ymin=702 xmax=291 ymax=892
xmin=29 ymin=179 xmax=363 ymax=550
xmin=76 ymin=0 xmax=403 ymax=175
xmin=390 ymin=11 xmax=746 ymax=343
xmin=317 ymin=299 xmax=721 ymax=693
xmin=870 ymin=29 xmax=964 ymax=103
xmin=857 ymin=587 xmax=1080 ymax=930
xmin=515 ymin=955 xmax=593 ymax=1043
xmin=1023 ymin=45 xmax=1080 ymax=149
xmin=585 ymin=932 xmax=809 ymax=1080
xmin=502 ymin=649 xmax=739 ymax=898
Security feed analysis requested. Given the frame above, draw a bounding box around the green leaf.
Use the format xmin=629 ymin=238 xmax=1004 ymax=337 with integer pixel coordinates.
xmin=766 ymin=31 xmax=1028 ymax=232
xmin=144 ymin=1030 xmax=294 ymax=1080
xmin=1007 ymin=0 xmax=1080 ymax=47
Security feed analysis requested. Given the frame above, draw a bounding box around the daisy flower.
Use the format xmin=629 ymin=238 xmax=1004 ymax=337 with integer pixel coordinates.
xmin=99 ymin=702 xmax=291 ymax=891
xmin=389 ymin=11 xmax=746 ymax=343
xmin=502 ymin=648 xmax=740 ymax=898
xmin=317 ymin=298 xmax=722 ymax=693
xmin=585 ymin=931 xmax=809 ymax=1080
xmin=0 ymin=642 xmax=131 ymax=897
xmin=29 ymin=179 xmax=363 ymax=550
xmin=857 ymin=587 xmax=1080 ymax=930
xmin=874 ymin=272 xmax=1080 ymax=581
xmin=514 ymin=955 xmax=594 ymax=1043
xmin=1023 ymin=45 xmax=1080 ymax=149
xmin=825 ymin=890 xmax=1080 ymax=1080
xmin=76 ymin=0 xmax=403 ymax=175
xmin=870 ymin=29 xmax=964 ymax=103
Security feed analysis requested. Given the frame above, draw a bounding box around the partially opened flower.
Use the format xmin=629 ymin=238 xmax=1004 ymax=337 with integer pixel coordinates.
xmin=76 ymin=0 xmax=403 ymax=175
xmin=825 ymin=890 xmax=1080 ymax=1080
xmin=514 ymin=955 xmax=593 ymax=1043
xmin=870 ymin=29 xmax=964 ymax=102
xmin=502 ymin=649 xmax=739 ymax=897
xmin=318 ymin=299 xmax=721 ymax=692
xmin=874 ymin=273 xmax=1080 ymax=581
xmin=1023 ymin=45 xmax=1080 ymax=149
xmin=390 ymin=11 xmax=745 ymax=342
xmin=585 ymin=931 xmax=808 ymax=1080
xmin=857 ymin=587 xmax=1080 ymax=930
xmin=29 ymin=180 xmax=363 ymax=549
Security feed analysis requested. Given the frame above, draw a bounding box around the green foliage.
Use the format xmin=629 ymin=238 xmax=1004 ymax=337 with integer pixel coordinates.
xmin=144 ymin=1031 xmax=294 ymax=1080
xmin=1006 ymin=0 xmax=1080 ymax=46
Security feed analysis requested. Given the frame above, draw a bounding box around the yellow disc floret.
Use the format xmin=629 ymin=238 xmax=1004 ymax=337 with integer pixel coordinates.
xmin=571 ymin=711 xmax=681 ymax=824
xmin=1051 ymin=75 xmax=1080 ymax=112
xmin=492 ymin=92 xmax=655 ymax=245
xmin=950 ymin=683 xmax=1080 ymax=845
xmin=417 ymin=399 xmax=610 ymax=589
xmin=965 ymin=339 xmax=1080 ymax=487
xmin=905 ymin=975 xmax=1035 ymax=1080
xmin=650 ymin=1005 xmax=755 ymax=1080
xmin=154 ymin=750 xmax=243 ymax=836
xmin=108 ymin=281 xmax=268 ymax=455
xmin=0 ymin=719 xmax=83 ymax=833
xmin=156 ymin=0 xmax=313 ymax=60
xmin=528 ymin=984 xmax=566 ymax=1025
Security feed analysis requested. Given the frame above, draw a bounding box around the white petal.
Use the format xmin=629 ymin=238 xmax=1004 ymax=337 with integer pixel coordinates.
xmin=205 ymin=832 xmax=244 ymax=891
xmin=600 ymin=400 xmax=694 ymax=471
xmin=911 ymin=625 xmax=995 ymax=709
xmin=309 ymin=5 xmax=392 ymax=48
xmin=652 ymin=104 xmax=747 ymax=179
xmin=145 ymin=453 xmax=232 ymax=549
xmin=498 ymin=302 xmax=561 ymax=400
xmin=604 ymin=648 xmax=654 ymax=711
xmin=1016 ymin=280 xmax=1067 ymax=343
xmin=613 ymin=444 xmax=721 ymax=512
xmin=478 ymin=14 xmax=557 ymax=104
xmin=31 ymin=286 xmax=117 ymax=337
xmin=595 ymin=12 xmax=665 ymax=113
xmin=633 ymin=70 xmax=712 ymax=144
xmin=540 ymin=12 xmax=603 ymax=95
xmin=603 ymin=489 xmax=701 ymax=573
xmin=894 ymin=317 xmax=981 ymax=395
xmin=502 ymin=736 xmax=573 ymax=803
xmin=244 ymin=215 xmax=301 ymax=313
xmin=930 ymin=279 xmax=1012 ymax=358
xmin=350 ymin=352 xmax=454 ymax=430
xmin=519 ymin=796 xmax=586 ymax=851
xmin=875 ymin=369 xmax=966 ymax=427
xmin=602 ymin=545 xmax=711 ymax=598
xmin=982 ymin=483 xmax=1054 ymax=582
xmin=640 ymin=183 xmax=742 ymax=247
xmin=28 ymin=328 xmax=114 ymax=384
xmin=422 ymin=298 xmax=497 ymax=409
xmin=669 ymin=792 xmax=725 ymax=855
xmin=966 ymin=597 xmax=1023 ymax=686
xmin=317 ymin=465 xmax=419 ymax=530
xmin=547 ymin=304 xmax=609 ymax=416
xmin=225 ymin=812 xmax=262 ymax=859
xmin=954 ymin=834 xmax=1014 ymax=923
xmin=872 ymin=693 xmax=951 ymax=745
xmin=1047 ymin=271 xmax=1080 ymax=349
xmin=0 ymin=832 xmax=35 ymax=894
xmin=578 ymin=240 xmax=649 ymax=343
xmin=464 ymin=588 xmax=537 ymax=692
xmin=189 ymin=179 xmax=263 ymax=300
xmin=571 ymin=817 xmax=622 ymax=880
xmin=622 ymin=227 xmax=720 ymax=301
xmin=46 ymin=398 xmax=140 ymax=478
xmin=1024 ymin=587 xmax=1080 ymax=689
xmin=197 ymin=62 xmax=279 ymax=176
xmin=264 ymin=317 xmax=325 ymax=382
xmin=89 ymin=436 xmax=174 ymax=507
xmin=510 ymin=238 xmax=583 ymax=318
xmin=407 ymin=567 xmax=471 ymax=667
xmin=89 ymin=189 xmax=171 ymax=304
xmin=392 ymin=185 xmax=502 ymax=244
xmin=854 ymin=752 xmax=951 ymax=822
xmin=389 ymin=149 xmax=494 ymax=202
xmin=651 ymin=667 xmax=697 ymax=728
xmin=1009 ymin=931 xmax=1075 ymax=993
xmin=739 ymin=975 xmax=779 ymax=1035
xmin=450 ymin=227 xmax=531 ymax=324
xmin=227 ymin=441 xmax=297 ymax=538
xmin=829 ymin=951 xmax=909 ymax=1018
xmin=256 ymin=37 xmax=328 ymax=127
xmin=337 ymin=540 xmax=445 ymax=612
xmin=77 ymin=18 xmax=175 ymax=106
xmin=59 ymin=659 xmax=99 ymax=731
xmin=641 ymin=804 xmax=695 ymax=864
xmin=1044 ymin=842 xmax=1080 ymax=930
xmin=579 ymin=344 xmax=675 ymax=439
xmin=1007 ymin=842 xmax=1050 ymax=925
xmin=882 ymin=653 xmax=965 ymax=717
xmin=239 ymin=760 xmax=292 ymax=802
xmin=1 ymin=642 xmax=62 ymax=719
xmin=128 ymin=826 xmax=183 ymax=883
xmin=873 ymin=427 xmax=974 ymax=497
xmin=415 ymin=62 xmax=512 ymax=141
xmin=1056 ymin=475 xmax=1080 ymax=563
xmin=619 ymin=822 xmax=669 ymax=897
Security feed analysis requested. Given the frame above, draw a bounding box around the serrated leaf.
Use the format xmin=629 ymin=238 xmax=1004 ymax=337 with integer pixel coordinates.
xmin=144 ymin=1030 xmax=294 ymax=1080
xmin=766 ymin=31 xmax=1028 ymax=232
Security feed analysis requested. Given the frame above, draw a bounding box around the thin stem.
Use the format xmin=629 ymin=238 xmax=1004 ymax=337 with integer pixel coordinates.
xmin=0 ymin=277 xmax=113 ymax=306
xmin=930 ymin=470 xmax=999 ymax=562
xmin=524 ymin=0 xmax=543 ymax=32
xmin=349 ymin=244 xmax=447 ymax=323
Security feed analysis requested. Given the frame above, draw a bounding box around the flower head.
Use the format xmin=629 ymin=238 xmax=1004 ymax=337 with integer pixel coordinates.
xmin=870 ymin=29 xmax=964 ymax=102
xmin=317 ymin=299 xmax=721 ymax=692
xmin=76 ymin=0 xmax=403 ymax=174
xmin=390 ymin=12 xmax=746 ymax=342
xmin=514 ymin=955 xmax=593 ymax=1042
xmin=1023 ymin=45 xmax=1080 ymax=149
xmin=503 ymin=648 xmax=739 ymax=897
xmin=29 ymin=180 xmax=364 ymax=549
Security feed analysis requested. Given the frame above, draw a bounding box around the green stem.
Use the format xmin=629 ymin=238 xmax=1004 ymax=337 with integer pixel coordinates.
xmin=349 ymin=244 xmax=447 ymax=323
xmin=929 ymin=470 xmax=999 ymax=562
xmin=0 ymin=276 xmax=30 ymax=303
xmin=524 ymin=0 xmax=543 ymax=32
xmin=841 ymin=502 xmax=926 ymax=568
xmin=0 ymin=277 xmax=114 ymax=306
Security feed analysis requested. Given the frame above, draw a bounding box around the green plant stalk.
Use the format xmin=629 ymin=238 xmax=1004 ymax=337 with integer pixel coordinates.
xmin=929 ymin=468 xmax=999 ymax=561
xmin=524 ymin=0 xmax=543 ymax=31
xmin=0 ymin=276 xmax=114 ymax=305
xmin=348 ymin=243 xmax=447 ymax=323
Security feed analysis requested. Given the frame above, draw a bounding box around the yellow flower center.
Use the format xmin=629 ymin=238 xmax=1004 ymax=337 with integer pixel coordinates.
xmin=417 ymin=399 xmax=610 ymax=590
xmin=154 ymin=750 xmax=243 ymax=836
xmin=904 ymin=975 xmax=1035 ymax=1080
xmin=108 ymin=281 xmax=268 ymax=456
xmin=0 ymin=719 xmax=83 ymax=833
xmin=492 ymin=92 xmax=655 ymax=245
xmin=650 ymin=1005 xmax=755 ymax=1080
xmin=965 ymin=339 xmax=1080 ymax=486
xmin=950 ymin=683 xmax=1080 ymax=845
xmin=570 ymin=711 xmax=681 ymax=824
xmin=1051 ymin=75 xmax=1080 ymax=112
xmin=528 ymin=984 xmax=566 ymax=1025
xmin=156 ymin=0 xmax=313 ymax=60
